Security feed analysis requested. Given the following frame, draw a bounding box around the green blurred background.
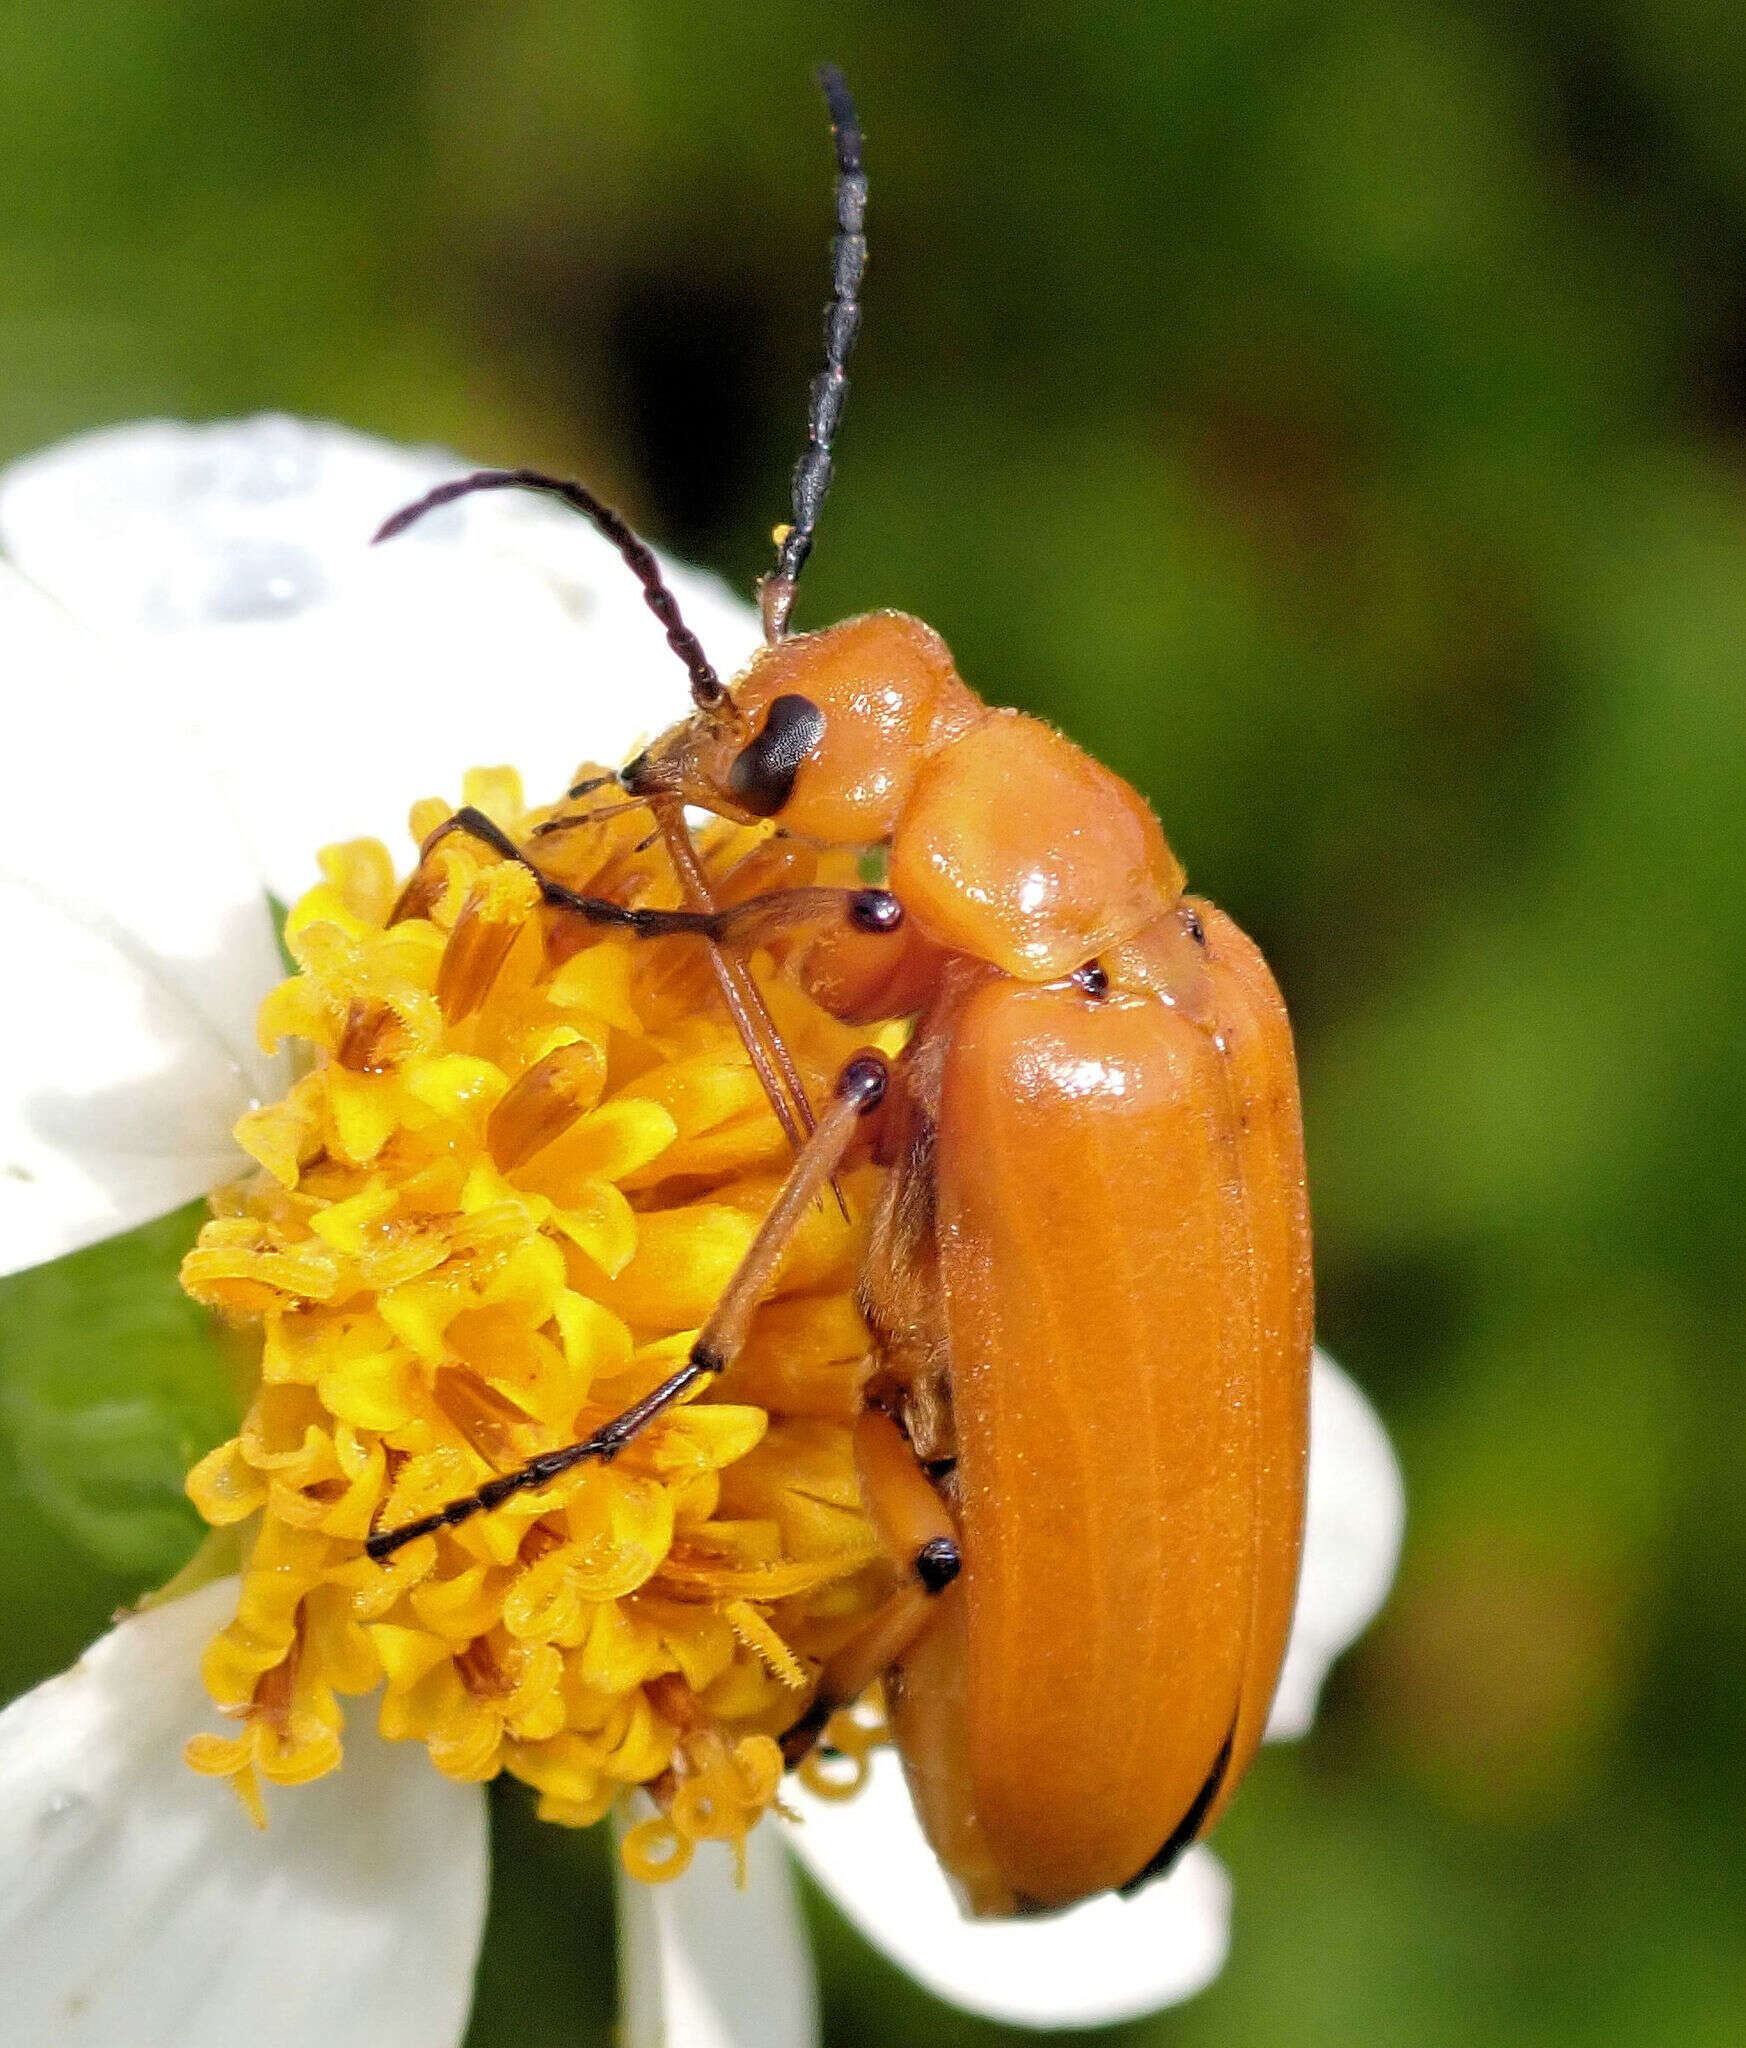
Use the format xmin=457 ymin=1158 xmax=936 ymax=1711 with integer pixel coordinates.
xmin=1 ymin=3 xmax=1742 ymax=2043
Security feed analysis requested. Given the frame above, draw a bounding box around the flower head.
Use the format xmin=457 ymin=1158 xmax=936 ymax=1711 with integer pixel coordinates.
xmin=176 ymin=760 xmax=904 ymax=1877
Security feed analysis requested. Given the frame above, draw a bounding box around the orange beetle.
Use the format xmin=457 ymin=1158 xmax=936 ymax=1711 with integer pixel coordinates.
xmin=368 ymin=67 xmax=1311 ymax=1916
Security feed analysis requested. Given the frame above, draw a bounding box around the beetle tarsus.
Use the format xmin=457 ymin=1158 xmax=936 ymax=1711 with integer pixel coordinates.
xmin=779 ymin=1693 xmax=835 ymax=1769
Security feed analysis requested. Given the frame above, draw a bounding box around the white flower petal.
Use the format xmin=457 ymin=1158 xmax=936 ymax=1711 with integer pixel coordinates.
xmin=782 ymin=1749 xmax=1230 ymax=2029
xmin=615 ymin=1803 xmax=818 ymax=2048
xmin=0 ymin=1578 xmax=488 ymax=2048
xmin=0 ymin=566 xmax=287 ymax=1276
xmin=1266 ymin=1348 xmax=1405 ymax=1741
xmin=0 ymin=417 xmax=765 ymax=904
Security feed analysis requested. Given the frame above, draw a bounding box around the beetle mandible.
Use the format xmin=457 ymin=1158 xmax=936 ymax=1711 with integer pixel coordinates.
xmin=366 ymin=66 xmax=1312 ymax=1917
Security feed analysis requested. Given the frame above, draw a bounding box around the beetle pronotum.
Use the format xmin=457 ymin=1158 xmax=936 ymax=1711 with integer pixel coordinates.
xmin=366 ymin=66 xmax=1311 ymax=1917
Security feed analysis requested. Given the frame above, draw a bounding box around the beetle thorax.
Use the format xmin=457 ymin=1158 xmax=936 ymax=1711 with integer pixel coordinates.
xmin=624 ymin=609 xmax=980 ymax=839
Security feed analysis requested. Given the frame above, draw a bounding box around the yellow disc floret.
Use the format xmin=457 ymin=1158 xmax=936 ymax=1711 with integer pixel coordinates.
xmin=180 ymin=765 xmax=896 ymax=1876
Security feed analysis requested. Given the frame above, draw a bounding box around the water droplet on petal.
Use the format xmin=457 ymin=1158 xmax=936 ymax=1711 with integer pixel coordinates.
xmin=212 ymin=414 xmax=323 ymax=502
xmin=37 ymin=1789 xmax=98 ymax=1846
xmin=548 ymin=574 xmax=599 ymax=624
xmin=199 ymin=538 xmax=326 ymax=622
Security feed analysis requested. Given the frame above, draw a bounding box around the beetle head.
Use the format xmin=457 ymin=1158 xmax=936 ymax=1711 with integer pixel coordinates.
xmin=622 ymin=610 xmax=980 ymax=842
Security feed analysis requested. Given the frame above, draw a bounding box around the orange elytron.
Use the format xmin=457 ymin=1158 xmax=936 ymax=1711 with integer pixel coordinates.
xmin=368 ymin=66 xmax=1311 ymax=1914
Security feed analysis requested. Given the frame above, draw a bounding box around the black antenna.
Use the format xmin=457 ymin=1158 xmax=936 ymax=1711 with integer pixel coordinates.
xmin=374 ymin=467 xmax=729 ymax=713
xmin=761 ymin=64 xmax=866 ymax=643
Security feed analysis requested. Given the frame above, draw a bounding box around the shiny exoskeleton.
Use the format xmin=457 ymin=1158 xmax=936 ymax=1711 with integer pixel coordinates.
xmin=366 ymin=65 xmax=1311 ymax=1917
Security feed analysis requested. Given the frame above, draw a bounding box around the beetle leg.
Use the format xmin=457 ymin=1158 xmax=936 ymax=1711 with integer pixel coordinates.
xmin=415 ymin=807 xmax=899 ymax=947
xmin=670 ymin=884 xmax=900 ymax=1229
xmin=404 ymin=804 xmax=896 ymax=1205
xmin=401 ymin=805 xmax=731 ymax=940
xmin=651 ymin=797 xmax=823 ymax=1168
xmin=779 ymin=1407 xmax=962 ymax=1767
xmin=364 ymin=1050 xmax=891 ymax=1561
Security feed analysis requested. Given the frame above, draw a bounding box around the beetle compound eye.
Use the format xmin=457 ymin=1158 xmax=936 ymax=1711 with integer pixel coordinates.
xmin=727 ymin=693 xmax=827 ymax=816
xmin=1073 ymin=960 xmax=1110 ymax=999
xmin=1183 ymin=906 xmax=1206 ymax=947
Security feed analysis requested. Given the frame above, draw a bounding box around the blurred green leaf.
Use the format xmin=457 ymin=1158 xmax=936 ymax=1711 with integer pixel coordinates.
xmin=465 ymin=1781 xmax=617 ymax=2048
xmin=0 ymin=1201 xmax=237 ymax=1579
